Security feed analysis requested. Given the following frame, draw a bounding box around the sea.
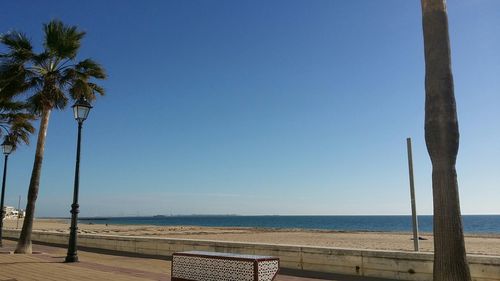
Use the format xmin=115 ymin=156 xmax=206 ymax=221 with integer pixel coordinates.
xmin=79 ymin=215 xmax=500 ymax=234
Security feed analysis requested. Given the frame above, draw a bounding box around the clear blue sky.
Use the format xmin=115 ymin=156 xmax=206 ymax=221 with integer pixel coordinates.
xmin=1 ymin=0 xmax=499 ymax=217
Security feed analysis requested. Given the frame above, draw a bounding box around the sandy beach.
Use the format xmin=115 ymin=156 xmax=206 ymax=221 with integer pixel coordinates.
xmin=4 ymin=218 xmax=500 ymax=256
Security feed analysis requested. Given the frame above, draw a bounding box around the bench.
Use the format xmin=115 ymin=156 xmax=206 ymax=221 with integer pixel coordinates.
xmin=171 ymin=251 xmax=279 ymax=281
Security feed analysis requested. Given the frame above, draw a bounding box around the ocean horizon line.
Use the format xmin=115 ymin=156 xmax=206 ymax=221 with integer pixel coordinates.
xmin=38 ymin=213 xmax=500 ymax=220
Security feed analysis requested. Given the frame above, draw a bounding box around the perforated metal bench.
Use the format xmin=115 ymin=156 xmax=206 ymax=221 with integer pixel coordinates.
xmin=171 ymin=251 xmax=279 ymax=281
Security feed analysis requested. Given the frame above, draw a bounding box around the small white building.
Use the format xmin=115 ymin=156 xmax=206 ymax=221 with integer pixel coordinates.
xmin=2 ymin=206 xmax=24 ymax=219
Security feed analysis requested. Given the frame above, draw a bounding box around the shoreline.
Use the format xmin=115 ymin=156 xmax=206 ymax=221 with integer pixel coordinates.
xmin=4 ymin=218 xmax=500 ymax=255
xmin=7 ymin=217 xmax=500 ymax=237
xmin=25 ymin=217 xmax=500 ymax=238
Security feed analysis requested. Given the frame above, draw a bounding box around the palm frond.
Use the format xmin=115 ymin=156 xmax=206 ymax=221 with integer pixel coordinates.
xmin=43 ymin=20 xmax=85 ymax=59
xmin=50 ymin=87 xmax=68 ymax=109
xmin=75 ymin=58 xmax=106 ymax=79
xmin=0 ymin=98 xmax=35 ymax=148
xmin=63 ymin=59 xmax=106 ymax=101
xmin=26 ymin=91 xmax=46 ymax=114
xmin=88 ymin=82 xmax=105 ymax=96
xmin=31 ymin=52 xmax=51 ymax=71
xmin=0 ymin=31 xmax=34 ymax=62
xmin=3 ymin=116 xmax=35 ymax=148
xmin=69 ymin=79 xmax=91 ymax=100
xmin=0 ymin=63 xmax=39 ymax=99
xmin=0 ymin=99 xmax=26 ymax=111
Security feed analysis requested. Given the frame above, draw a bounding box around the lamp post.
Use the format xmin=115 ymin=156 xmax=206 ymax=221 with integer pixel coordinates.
xmin=0 ymin=137 xmax=14 ymax=247
xmin=65 ymin=97 xmax=92 ymax=262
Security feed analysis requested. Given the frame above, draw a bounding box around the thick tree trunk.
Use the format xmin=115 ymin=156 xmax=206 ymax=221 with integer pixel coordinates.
xmin=420 ymin=1 xmax=471 ymax=280
xmin=15 ymin=109 xmax=51 ymax=254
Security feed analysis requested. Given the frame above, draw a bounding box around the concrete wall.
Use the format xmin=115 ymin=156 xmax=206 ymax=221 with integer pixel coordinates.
xmin=4 ymin=229 xmax=500 ymax=281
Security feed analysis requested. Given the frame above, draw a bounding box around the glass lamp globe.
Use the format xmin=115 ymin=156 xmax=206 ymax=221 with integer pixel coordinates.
xmin=72 ymin=97 xmax=93 ymax=123
xmin=1 ymin=138 xmax=14 ymax=155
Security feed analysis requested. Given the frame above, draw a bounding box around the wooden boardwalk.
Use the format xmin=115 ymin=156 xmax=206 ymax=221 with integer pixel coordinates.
xmin=0 ymin=239 xmax=390 ymax=281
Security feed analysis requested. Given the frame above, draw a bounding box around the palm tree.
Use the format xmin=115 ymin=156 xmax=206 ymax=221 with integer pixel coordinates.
xmin=0 ymin=20 xmax=106 ymax=254
xmin=420 ymin=1 xmax=471 ymax=280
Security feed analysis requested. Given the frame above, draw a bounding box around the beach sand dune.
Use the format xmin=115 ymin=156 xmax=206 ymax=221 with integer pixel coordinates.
xmin=4 ymin=218 xmax=499 ymax=256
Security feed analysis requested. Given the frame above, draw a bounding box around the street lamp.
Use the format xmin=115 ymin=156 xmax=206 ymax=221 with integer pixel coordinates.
xmin=65 ymin=97 xmax=92 ymax=262
xmin=0 ymin=137 xmax=14 ymax=247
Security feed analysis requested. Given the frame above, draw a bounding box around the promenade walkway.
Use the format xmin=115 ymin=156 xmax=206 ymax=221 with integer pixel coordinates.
xmin=0 ymin=239 xmax=390 ymax=281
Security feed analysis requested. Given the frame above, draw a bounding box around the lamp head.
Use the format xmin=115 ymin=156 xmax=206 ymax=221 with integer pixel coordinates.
xmin=1 ymin=137 xmax=14 ymax=155
xmin=72 ymin=96 xmax=93 ymax=123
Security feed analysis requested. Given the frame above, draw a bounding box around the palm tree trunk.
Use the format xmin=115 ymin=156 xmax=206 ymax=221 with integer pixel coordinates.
xmin=420 ymin=1 xmax=471 ymax=280
xmin=14 ymin=109 xmax=51 ymax=254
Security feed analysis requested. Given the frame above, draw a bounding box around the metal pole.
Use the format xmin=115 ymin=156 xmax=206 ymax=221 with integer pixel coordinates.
xmin=16 ymin=195 xmax=20 ymax=229
xmin=0 ymin=155 xmax=9 ymax=247
xmin=406 ymin=138 xmax=419 ymax=251
xmin=65 ymin=122 xmax=83 ymax=262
